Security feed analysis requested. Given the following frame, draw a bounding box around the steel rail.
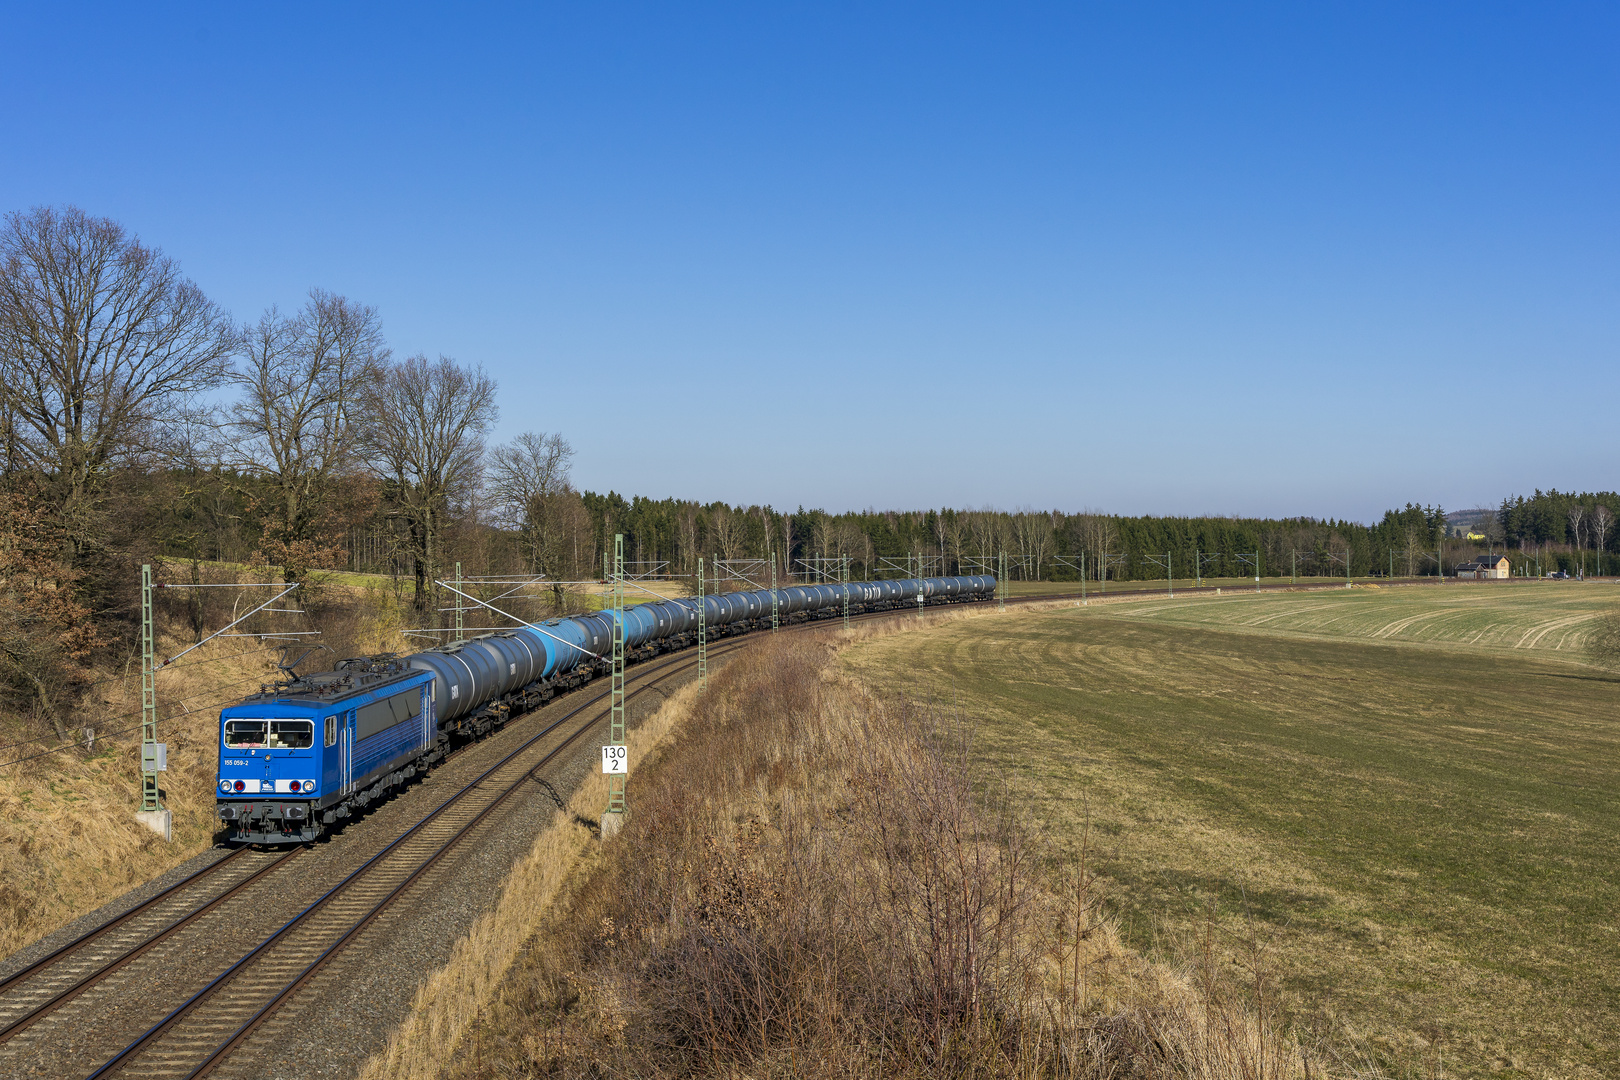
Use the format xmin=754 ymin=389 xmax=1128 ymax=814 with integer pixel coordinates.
xmin=84 ymin=641 xmax=735 ymax=1080
xmin=0 ymin=850 xmax=300 ymax=1046
xmin=177 ymin=609 xmax=917 ymax=1077
xmin=20 ymin=600 xmax=946 ymax=1078
xmin=0 ymin=849 xmax=252 ymax=997
xmin=185 ymin=664 xmax=703 ymax=1078
xmin=0 ymin=605 xmax=811 ymax=1037
xmin=25 ymin=577 xmax=1473 ymax=1070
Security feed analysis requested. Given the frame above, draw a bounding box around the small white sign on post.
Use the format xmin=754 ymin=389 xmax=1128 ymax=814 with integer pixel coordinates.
xmin=602 ymin=744 xmax=628 ymax=774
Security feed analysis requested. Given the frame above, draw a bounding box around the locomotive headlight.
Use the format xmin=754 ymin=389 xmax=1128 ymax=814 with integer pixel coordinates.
xmin=303 ymin=780 xmax=316 ymax=792
xmin=218 ymin=779 xmax=231 ymax=793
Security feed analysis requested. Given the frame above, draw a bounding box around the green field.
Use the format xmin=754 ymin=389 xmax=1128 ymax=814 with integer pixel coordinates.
xmin=1002 ymin=575 xmax=1396 ymax=597
xmin=843 ymin=583 xmax=1620 ymax=1079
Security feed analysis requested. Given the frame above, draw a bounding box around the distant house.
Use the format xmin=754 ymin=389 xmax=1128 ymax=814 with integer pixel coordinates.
xmin=1455 ymin=554 xmax=1510 ymax=579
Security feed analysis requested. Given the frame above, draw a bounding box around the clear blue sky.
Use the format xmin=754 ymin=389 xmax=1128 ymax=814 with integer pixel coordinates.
xmin=4 ymin=4 xmax=1615 ymax=521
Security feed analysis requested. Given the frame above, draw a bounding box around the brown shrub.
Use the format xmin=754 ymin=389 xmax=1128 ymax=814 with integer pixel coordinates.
xmin=455 ymin=631 xmax=1311 ymax=1079
xmin=0 ymin=486 xmax=99 ymax=746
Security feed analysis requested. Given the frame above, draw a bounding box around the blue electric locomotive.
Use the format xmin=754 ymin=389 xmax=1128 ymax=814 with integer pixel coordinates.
xmin=216 ymin=658 xmax=435 ymax=844
xmin=216 ymin=574 xmax=997 ymax=843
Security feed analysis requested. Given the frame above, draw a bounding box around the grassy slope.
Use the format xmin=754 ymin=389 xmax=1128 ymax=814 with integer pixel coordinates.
xmin=0 ymin=566 xmax=687 ymax=958
xmin=0 ymin=580 xmax=418 ymax=956
xmin=841 ymin=583 xmax=1620 ymax=1079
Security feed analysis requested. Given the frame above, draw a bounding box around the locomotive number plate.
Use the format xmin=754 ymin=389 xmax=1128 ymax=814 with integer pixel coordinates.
xmin=602 ymin=745 xmax=628 ymax=774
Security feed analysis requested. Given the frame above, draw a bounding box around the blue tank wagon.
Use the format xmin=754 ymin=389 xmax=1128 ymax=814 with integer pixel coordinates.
xmin=216 ymin=574 xmax=997 ymax=843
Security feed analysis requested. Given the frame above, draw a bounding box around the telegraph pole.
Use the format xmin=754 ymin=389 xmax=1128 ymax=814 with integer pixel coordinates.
xmin=603 ymin=534 xmax=627 ymax=835
xmin=1234 ymin=551 xmax=1260 ymax=592
xmin=137 ymin=565 xmax=169 ymax=840
xmin=454 ymin=561 xmax=464 ymax=643
xmin=1144 ymin=553 xmax=1173 ymax=598
xmin=697 ymin=557 xmax=707 ymax=690
xmin=770 ymin=550 xmax=779 ymax=632
xmin=999 ymin=551 xmax=1007 ymax=610
xmin=132 ymin=569 xmax=303 ymax=841
xmin=915 ymin=551 xmax=925 ymax=619
xmin=842 ymin=554 xmax=851 ymax=630
xmin=1197 ymin=550 xmax=1223 ymax=589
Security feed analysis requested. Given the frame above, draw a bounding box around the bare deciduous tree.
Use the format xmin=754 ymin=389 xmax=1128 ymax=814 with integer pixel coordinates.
xmin=676 ymin=505 xmax=698 ymax=576
xmin=1592 ymin=504 xmax=1613 ymax=576
xmin=487 ymin=431 xmax=581 ymax=607
xmin=1402 ymin=526 xmax=1427 ymax=578
xmin=363 ymin=354 xmax=498 ymax=615
xmin=226 ymin=290 xmax=387 ymax=581
xmin=711 ymin=506 xmax=745 ymax=562
xmin=811 ymin=514 xmax=833 ymax=562
xmin=938 ymin=511 xmax=961 ymax=573
xmin=1071 ymin=510 xmax=1118 ymax=580
xmin=780 ymin=512 xmax=793 ymax=580
xmin=0 ymin=206 xmax=235 ymax=561
xmin=1011 ymin=508 xmax=1054 ymax=580
xmin=1569 ymin=504 xmax=1587 ymax=575
xmin=965 ymin=509 xmax=1003 ymax=564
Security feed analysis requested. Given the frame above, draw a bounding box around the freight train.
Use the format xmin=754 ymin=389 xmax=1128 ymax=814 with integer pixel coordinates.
xmin=215 ymin=574 xmax=997 ymax=844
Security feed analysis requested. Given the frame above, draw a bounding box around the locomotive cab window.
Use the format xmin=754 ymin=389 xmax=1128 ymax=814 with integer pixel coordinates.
xmin=224 ymin=719 xmax=313 ymax=749
xmin=324 ymin=715 xmax=337 ymax=747
xmin=268 ymin=721 xmax=314 ymax=748
xmin=224 ymin=720 xmax=267 ymax=747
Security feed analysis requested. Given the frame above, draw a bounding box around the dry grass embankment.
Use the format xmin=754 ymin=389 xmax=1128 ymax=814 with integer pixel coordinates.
xmin=357 ymin=678 xmax=703 ymax=1080
xmin=0 ymin=568 xmax=417 ymax=958
xmin=0 ymin=638 xmax=273 ymax=955
xmin=377 ymin=624 xmax=1308 ymax=1080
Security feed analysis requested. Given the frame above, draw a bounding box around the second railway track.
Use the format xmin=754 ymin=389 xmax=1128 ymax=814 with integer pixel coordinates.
xmin=0 ymin=631 xmax=746 ymax=1080
xmin=88 ymin=647 xmax=709 ymax=1080
xmin=1 ymin=580 xmax=1363 ymax=1078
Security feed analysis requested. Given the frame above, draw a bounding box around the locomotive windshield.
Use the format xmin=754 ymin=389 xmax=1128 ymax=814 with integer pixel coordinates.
xmin=224 ymin=719 xmax=314 ymax=749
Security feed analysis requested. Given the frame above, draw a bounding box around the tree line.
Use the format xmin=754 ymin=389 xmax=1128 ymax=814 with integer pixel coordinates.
xmin=3 ymin=205 xmax=1611 ymax=748
xmin=0 ymin=206 xmax=576 ymax=741
xmin=1495 ymin=490 xmax=1619 ymax=576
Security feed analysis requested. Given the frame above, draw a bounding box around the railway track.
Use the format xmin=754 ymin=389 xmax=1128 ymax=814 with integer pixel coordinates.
xmin=87 ymin=644 xmax=717 ymax=1080
xmin=6 ymin=603 xmax=894 ymax=1080
xmin=0 ymin=849 xmax=296 ymax=1047
xmin=0 ymin=576 xmax=1394 ymax=1065
xmin=4 ymin=580 xmax=1351 ymax=1077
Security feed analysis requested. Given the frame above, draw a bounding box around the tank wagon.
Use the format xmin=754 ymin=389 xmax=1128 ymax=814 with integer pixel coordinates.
xmin=216 ymin=574 xmax=996 ymax=843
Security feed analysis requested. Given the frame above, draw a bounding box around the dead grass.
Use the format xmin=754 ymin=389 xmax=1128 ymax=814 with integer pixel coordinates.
xmin=396 ymin=626 xmax=1310 ymax=1079
xmin=0 ymin=575 xmax=419 ymax=958
xmin=0 ymin=632 xmax=270 ymax=954
xmin=357 ymin=678 xmax=705 ymax=1080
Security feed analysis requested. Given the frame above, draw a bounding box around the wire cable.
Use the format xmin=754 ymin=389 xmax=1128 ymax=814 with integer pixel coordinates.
xmin=0 ymin=648 xmax=276 ymax=756
xmin=0 ymin=671 xmax=275 ymax=770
